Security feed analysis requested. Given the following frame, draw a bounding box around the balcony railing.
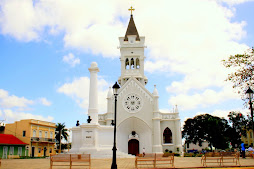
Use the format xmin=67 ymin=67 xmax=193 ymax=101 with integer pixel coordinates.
xmin=31 ymin=137 xmax=56 ymax=143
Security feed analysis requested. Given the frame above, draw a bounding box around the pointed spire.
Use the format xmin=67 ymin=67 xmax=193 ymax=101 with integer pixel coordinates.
xmin=153 ymin=85 xmax=159 ymax=96
xmin=124 ymin=11 xmax=140 ymax=41
xmin=175 ymin=105 xmax=179 ymax=113
xmin=107 ymin=87 xmax=113 ymax=98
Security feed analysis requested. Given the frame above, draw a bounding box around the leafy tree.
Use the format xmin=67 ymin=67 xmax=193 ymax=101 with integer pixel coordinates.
xmin=55 ymin=123 xmax=69 ymax=149
xmin=222 ymin=47 xmax=254 ymax=101
xmin=228 ymin=111 xmax=254 ymax=147
xmin=182 ymin=114 xmax=230 ymax=150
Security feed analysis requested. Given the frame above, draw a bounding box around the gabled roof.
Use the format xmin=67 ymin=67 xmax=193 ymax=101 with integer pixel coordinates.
xmin=0 ymin=134 xmax=28 ymax=145
xmin=124 ymin=15 xmax=140 ymax=41
xmin=118 ymin=77 xmax=154 ymax=101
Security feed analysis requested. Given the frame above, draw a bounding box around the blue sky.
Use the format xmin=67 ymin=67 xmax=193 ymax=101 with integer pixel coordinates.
xmin=0 ymin=0 xmax=254 ymax=129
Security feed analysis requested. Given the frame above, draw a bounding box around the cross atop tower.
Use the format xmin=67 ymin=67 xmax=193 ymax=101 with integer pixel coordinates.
xmin=128 ymin=6 xmax=135 ymax=15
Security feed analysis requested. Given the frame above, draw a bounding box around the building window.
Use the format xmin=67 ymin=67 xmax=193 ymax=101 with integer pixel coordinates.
xmin=50 ymin=132 xmax=53 ymax=138
xmin=10 ymin=146 xmax=14 ymax=155
xmin=33 ymin=130 xmax=36 ymax=137
xmin=163 ymin=127 xmax=172 ymax=143
xmin=125 ymin=58 xmax=130 ymax=69
xmin=23 ymin=131 xmax=26 ymax=137
xmin=38 ymin=148 xmax=41 ymax=153
xmin=136 ymin=58 xmax=140 ymax=69
xmin=45 ymin=131 xmax=48 ymax=138
xmin=130 ymin=58 xmax=134 ymax=69
xmin=50 ymin=148 xmax=52 ymax=154
xmin=18 ymin=147 xmax=22 ymax=156
xmin=3 ymin=146 xmax=8 ymax=159
xmin=39 ymin=130 xmax=42 ymax=137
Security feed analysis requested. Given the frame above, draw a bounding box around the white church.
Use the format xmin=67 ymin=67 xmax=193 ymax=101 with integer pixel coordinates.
xmin=70 ymin=11 xmax=182 ymax=157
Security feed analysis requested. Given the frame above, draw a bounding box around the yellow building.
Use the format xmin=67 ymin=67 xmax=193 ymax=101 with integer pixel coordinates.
xmin=242 ymin=129 xmax=254 ymax=146
xmin=4 ymin=119 xmax=56 ymax=157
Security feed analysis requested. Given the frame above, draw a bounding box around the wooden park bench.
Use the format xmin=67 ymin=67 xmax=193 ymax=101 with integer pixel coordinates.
xmin=135 ymin=153 xmax=155 ymax=168
xmin=220 ymin=152 xmax=240 ymax=166
xmin=201 ymin=152 xmax=222 ymax=167
xmin=155 ymin=153 xmax=174 ymax=168
xmin=50 ymin=154 xmax=91 ymax=169
xmin=247 ymin=151 xmax=254 ymax=158
xmin=7 ymin=155 xmax=20 ymax=159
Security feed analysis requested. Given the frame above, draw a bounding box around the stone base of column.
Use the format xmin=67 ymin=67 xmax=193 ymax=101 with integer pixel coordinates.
xmin=152 ymin=145 xmax=163 ymax=153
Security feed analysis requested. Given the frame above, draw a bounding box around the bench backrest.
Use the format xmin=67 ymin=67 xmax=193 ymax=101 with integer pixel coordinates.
xmin=220 ymin=152 xmax=234 ymax=156
xmin=205 ymin=152 xmax=221 ymax=157
xmin=221 ymin=152 xmax=239 ymax=158
xmin=71 ymin=154 xmax=90 ymax=160
xmin=51 ymin=154 xmax=71 ymax=161
xmin=156 ymin=153 xmax=174 ymax=158
xmin=136 ymin=153 xmax=155 ymax=159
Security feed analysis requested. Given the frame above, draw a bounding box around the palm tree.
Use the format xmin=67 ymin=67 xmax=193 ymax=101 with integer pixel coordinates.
xmin=55 ymin=123 xmax=69 ymax=152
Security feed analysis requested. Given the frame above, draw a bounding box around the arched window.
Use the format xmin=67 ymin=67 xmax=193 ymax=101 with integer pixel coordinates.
xmin=125 ymin=58 xmax=129 ymax=69
xmin=130 ymin=58 xmax=135 ymax=69
xmin=33 ymin=130 xmax=36 ymax=137
xmin=136 ymin=58 xmax=140 ymax=69
xmin=163 ymin=127 xmax=172 ymax=143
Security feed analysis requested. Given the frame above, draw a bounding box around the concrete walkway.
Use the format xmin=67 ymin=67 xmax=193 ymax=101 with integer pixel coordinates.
xmin=1 ymin=157 xmax=254 ymax=169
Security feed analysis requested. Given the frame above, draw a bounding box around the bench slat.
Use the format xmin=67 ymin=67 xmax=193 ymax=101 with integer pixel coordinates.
xmin=50 ymin=154 xmax=91 ymax=169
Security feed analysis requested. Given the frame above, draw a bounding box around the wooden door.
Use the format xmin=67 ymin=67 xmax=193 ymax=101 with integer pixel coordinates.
xmin=44 ymin=147 xmax=47 ymax=156
xmin=31 ymin=147 xmax=35 ymax=157
xmin=128 ymin=139 xmax=139 ymax=156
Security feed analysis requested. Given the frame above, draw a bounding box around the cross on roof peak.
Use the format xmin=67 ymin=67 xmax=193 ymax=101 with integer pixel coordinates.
xmin=128 ymin=6 xmax=135 ymax=15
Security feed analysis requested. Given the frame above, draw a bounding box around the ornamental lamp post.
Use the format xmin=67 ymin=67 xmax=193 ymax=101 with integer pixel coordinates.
xmin=246 ymin=87 xmax=254 ymax=143
xmin=111 ymin=82 xmax=120 ymax=169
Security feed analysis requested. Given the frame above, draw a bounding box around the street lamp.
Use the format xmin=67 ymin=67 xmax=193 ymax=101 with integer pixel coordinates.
xmin=111 ymin=82 xmax=120 ymax=169
xmin=246 ymin=87 xmax=254 ymax=144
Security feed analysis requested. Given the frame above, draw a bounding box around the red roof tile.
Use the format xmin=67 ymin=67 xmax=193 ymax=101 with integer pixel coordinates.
xmin=0 ymin=134 xmax=27 ymax=145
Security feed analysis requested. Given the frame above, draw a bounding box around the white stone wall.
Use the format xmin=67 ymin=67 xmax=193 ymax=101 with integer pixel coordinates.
xmin=160 ymin=119 xmax=182 ymax=153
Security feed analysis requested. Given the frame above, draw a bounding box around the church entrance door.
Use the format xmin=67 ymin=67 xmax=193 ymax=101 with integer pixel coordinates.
xmin=128 ymin=139 xmax=139 ymax=156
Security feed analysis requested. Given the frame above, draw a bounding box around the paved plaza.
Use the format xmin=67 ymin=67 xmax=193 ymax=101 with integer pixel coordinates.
xmin=1 ymin=157 xmax=254 ymax=169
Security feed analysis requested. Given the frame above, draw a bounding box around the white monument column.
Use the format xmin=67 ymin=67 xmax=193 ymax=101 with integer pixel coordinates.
xmin=152 ymin=85 xmax=163 ymax=153
xmin=88 ymin=62 xmax=100 ymax=124
xmin=106 ymin=87 xmax=113 ymax=125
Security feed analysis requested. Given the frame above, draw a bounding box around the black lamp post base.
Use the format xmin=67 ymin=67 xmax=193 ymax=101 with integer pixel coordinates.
xmin=111 ymin=163 xmax=117 ymax=169
xmin=111 ymin=146 xmax=117 ymax=169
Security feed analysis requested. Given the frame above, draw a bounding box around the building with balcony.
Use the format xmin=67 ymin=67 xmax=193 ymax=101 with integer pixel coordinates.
xmin=242 ymin=129 xmax=254 ymax=147
xmin=4 ymin=119 xmax=56 ymax=157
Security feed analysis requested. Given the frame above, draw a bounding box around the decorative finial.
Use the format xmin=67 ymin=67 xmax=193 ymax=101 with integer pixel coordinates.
xmin=87 ymin=116 xmax=92 ymax=123
xmin=76 ymin=120 xmax=80 ymax=126
xmin=128 ymin=6 xmax=135 ymax=15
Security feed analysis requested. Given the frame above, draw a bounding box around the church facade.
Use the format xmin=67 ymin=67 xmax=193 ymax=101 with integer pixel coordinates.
xmin=71 ymin=13 xmax=182 ymax=157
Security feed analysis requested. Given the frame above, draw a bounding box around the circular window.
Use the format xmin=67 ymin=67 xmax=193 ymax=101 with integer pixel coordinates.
xmin=123 ymin=93 xmax=142 ymax=113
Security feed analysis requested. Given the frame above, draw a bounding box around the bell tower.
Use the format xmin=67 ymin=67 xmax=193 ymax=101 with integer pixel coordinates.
xmin=118 ymin=7 xmax=148 ymax=86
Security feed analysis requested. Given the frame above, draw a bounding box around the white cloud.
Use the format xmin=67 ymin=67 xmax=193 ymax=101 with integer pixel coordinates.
xmin=1 ymin=109 xmax=54 ymax=123
xmin=195 ymin=107 xmax=249 ymax=119
xmin=57 ymin=76 xmax=110 ymax=113
xmin=0 ymin=0 xmax=128 ymax=57
xmin=169 ymin=84 xmax=239 ymax=110
xmin=38 ymin=97 xmax=52 ymax=106
xmin=0 ymin=89 xmax=34 ymax=108
xmin=0 ymin=0 xmax=250 ymax=60
xmin=216 ymin=0 xmax=254 ymax=5
xmin=0 ymin=0 xmax=252 ymax=118
xmin=62 ymin=53 xmax=80 ymax=67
